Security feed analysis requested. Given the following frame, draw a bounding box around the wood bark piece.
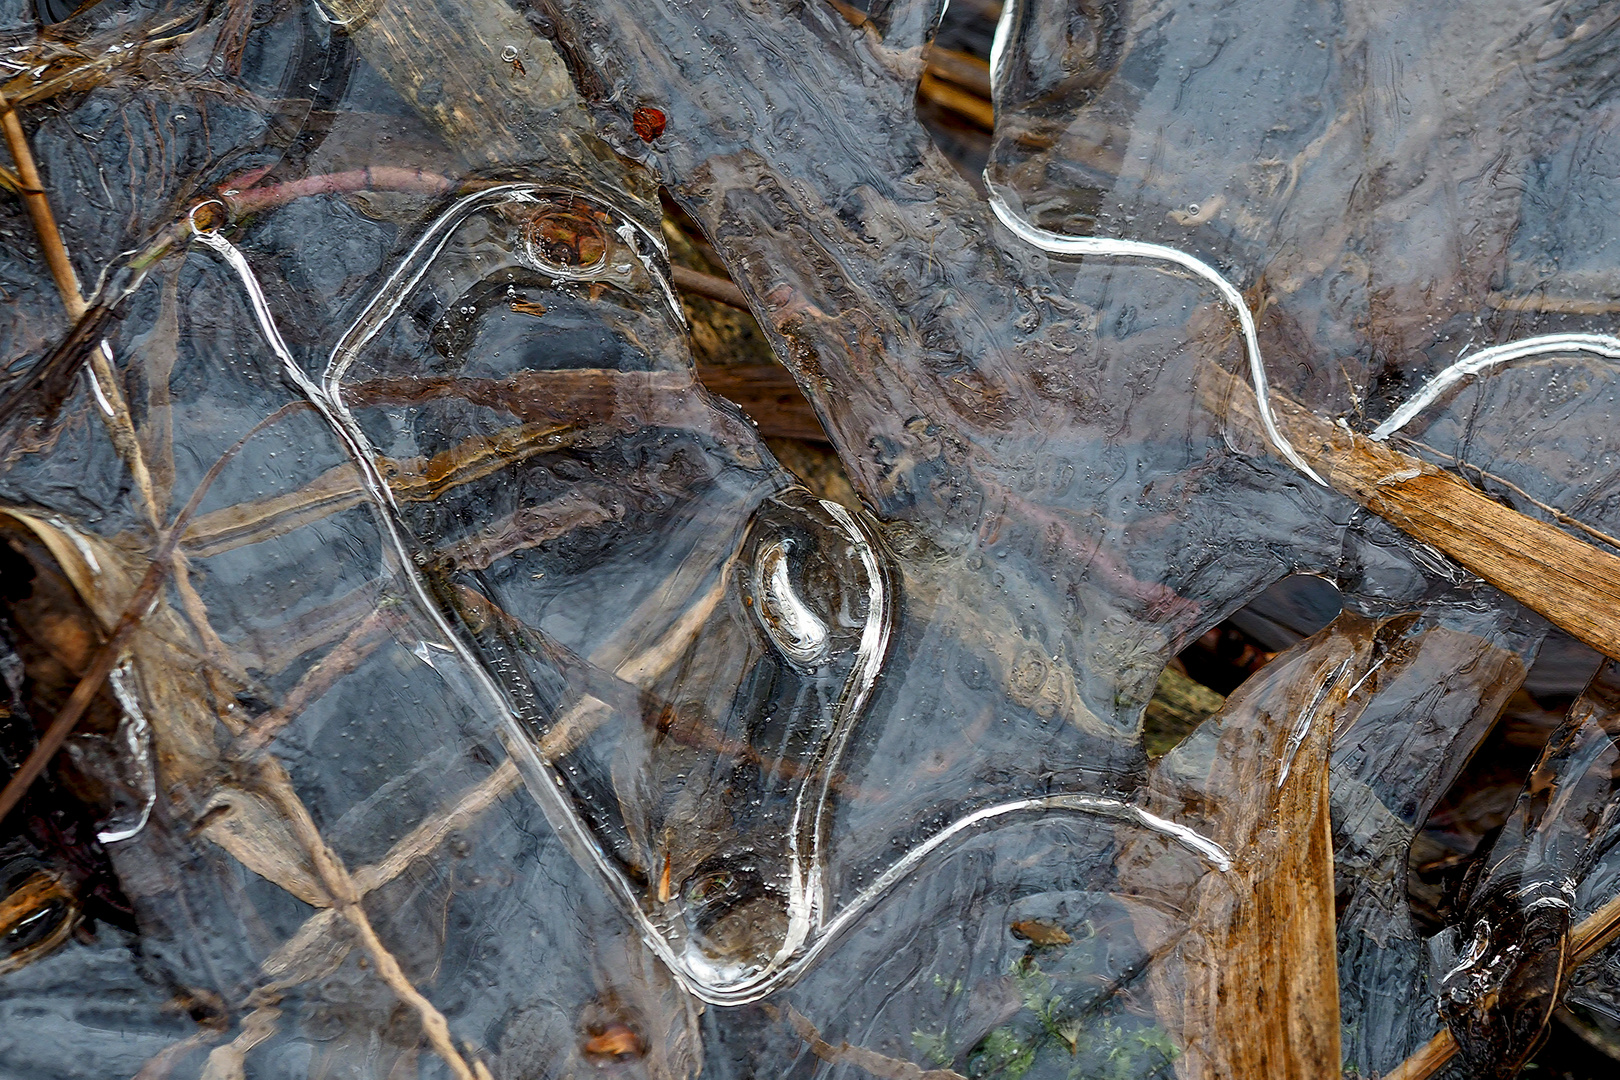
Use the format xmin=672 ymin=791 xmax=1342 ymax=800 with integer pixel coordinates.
xmin=1204 ymin=365 xmax=1620 ymax=663
xmin=691 ymin=363 xmax=829 ymax=442
xmin=1286 ymin=411 xmax=1620 ymax=663
xmin=1122 ymin=621 xmax=1356 ymax=1079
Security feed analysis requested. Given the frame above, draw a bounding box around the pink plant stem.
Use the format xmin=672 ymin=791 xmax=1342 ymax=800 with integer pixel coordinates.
xmin=222 ymin=167 xmax=459 ymax=217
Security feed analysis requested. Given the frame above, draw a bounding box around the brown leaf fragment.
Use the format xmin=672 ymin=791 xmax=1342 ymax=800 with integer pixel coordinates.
xmin=1120 ymin=618 xmax=1359 ymax=1079
xmin=1009 ymin=919 xmax=1073 ymax=947
xmin=582 ymin=1022 xmax=646 ymax=1063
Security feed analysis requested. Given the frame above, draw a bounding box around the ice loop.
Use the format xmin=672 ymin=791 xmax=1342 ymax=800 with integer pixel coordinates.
xmin=326 ymin=188 xmax=1242 ymax=1003
xmin=187 ymin=180 xmax=1241 ymax=1006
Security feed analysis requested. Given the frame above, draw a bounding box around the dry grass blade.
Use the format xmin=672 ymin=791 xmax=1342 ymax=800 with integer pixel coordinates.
xmin=1199 ymin=361 xmax=1620 ymax=662
xmin=1125 ymin=632 xmax=1350 ymax=1079
xmin=0 ymin=2 xmax=213 ymax=110
xmin=256 ymin=763 xmax=484 ymax=1080
xmin=0 ymin=85 xmax=85 ymax=317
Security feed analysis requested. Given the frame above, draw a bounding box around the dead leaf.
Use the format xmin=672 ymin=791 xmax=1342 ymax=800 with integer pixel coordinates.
xmin=1010 ymin=919 xmax=1072 ymax=946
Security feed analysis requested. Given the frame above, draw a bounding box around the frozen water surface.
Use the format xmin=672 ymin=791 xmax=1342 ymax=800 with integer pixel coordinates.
xmin=1 ymin=1 xmax=1620 ymax=1078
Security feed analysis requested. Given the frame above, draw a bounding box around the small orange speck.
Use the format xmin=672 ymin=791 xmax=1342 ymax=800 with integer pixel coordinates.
xmin=583 ymin=1023 xmax=645 ymax=1062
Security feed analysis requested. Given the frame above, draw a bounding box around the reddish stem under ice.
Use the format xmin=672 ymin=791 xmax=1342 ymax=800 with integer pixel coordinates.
xmin=219 ymin=167 xmax=460 ymax=218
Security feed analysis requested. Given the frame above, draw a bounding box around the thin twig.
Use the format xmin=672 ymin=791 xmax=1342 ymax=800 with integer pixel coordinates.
xmin=130 ymin=1030 xmax=223 ymax=1080
xmin=671 ymin=263 xmax=749 ymax=309
xmin=918 ymin=70 xmax=994 ymax=130
xmin=232 ymin=605 xmax=406 ymax=755
xmin=221 ymin=167 xmax=458 ymax=217
xmin=351 ymin=760 xmax=521 ymax=895
xmin=0 ymin=85 xmax=85 ymax=317
xmin=258 ymin=763 xmax=483 ymax=1080
xmin=1380 ymin=1029 xmax=1456 ymax=1080
xmin=0 ymin=83 xmax=161 ymax=526
xmin=182 ymin=562 xmax=738 ymax=1076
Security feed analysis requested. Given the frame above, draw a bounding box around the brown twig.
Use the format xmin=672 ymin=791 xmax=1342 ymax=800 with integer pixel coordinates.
xmin=220 ymin=166 xmax=460 ymax=218
xmin=1570 ymin=892 xmax=1620 ymax=968
xmin=1380 ymin=1029 xmax=1456 ymax=1080
xmin=784 ymin=1005 xmax=967 ymax=1080
xmin=183 ymin=556 xmax=745 ymax=1075
xmin=0 ymin=85 xmax=86 ymax=318
xmin=0 ymin=83 xmax=162 ymax=526
xmin=351 ymin=760 xmax=522 ymax=895
xmin=671 ymin=263 xmax=749 ymax=309
xmin=918 ymin=70 xmax=994 ymax=130
xmin=130 ymin=1030 xmax=224 ymax=1080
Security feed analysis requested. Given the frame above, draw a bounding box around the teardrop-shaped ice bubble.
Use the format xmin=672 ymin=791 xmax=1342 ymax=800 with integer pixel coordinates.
xmin=753 ymin=537 xmax=831 ymax=665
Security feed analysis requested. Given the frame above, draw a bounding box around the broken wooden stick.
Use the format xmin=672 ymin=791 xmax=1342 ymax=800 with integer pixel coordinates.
xmin=0 ymin=86 xmax=86 ymax=317
xmin=1204 ymin=364 xmax=1620 ymax=662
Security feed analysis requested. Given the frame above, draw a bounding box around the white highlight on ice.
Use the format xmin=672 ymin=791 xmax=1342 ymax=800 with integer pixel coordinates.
xmin=1370 ymin=333 xmax=1620 ymax=441
xmin=983 ymin=0 xmax=1324 ymax=487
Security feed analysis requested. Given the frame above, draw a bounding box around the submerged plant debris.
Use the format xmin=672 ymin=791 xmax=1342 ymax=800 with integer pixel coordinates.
xmin=2 ymin=1 xmax=1620 ymax=1079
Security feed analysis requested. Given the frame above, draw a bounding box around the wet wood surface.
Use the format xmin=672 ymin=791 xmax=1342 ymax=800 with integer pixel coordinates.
xmin=1205 ymin=365 xmax=1620 ymax=663
xmin=1126 ymin=624 xmax=1356 ymax=1079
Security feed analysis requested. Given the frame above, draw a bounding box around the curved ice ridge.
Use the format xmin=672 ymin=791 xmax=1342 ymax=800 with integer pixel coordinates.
xmin=196 ymin=196 xmax=1230 ymax=1009
xmin=196 ymin=208 xmax=744 ymax=1007
xmin=738 ymin=794 xmax=1232 ymax=1007
xmin=984 ymin=0 xmax=1323 ymax=487
xmin=1370 ymin=333 xmax=1620 ymax=440
xmin=324 ymin=183 xmax=680 ymax=402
